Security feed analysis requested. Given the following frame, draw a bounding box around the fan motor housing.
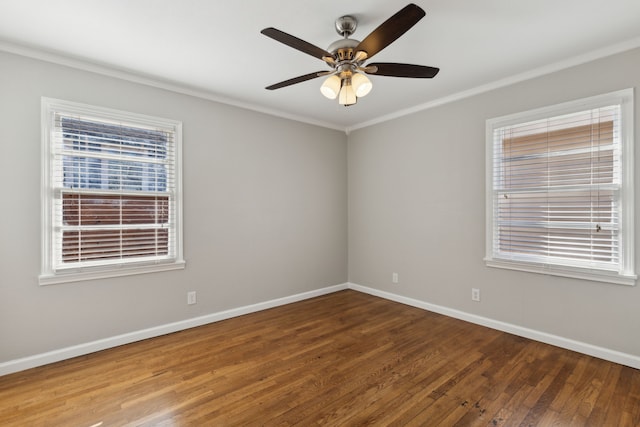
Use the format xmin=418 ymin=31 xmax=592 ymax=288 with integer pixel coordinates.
xmin=327 ymin=38 xmax=360 ymax=61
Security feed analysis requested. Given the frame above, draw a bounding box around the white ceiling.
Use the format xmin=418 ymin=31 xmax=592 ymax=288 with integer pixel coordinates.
xmin=1 ymin=0 xmax=640 ymax=131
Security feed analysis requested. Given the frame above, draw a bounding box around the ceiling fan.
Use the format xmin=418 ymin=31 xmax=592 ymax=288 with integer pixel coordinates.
xmin=261 ymin=3 xmax=439 ymax=106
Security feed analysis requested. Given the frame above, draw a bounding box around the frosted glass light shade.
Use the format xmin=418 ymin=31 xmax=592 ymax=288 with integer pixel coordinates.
xmin=320 ymin=75 xmax=341 ymax=99
xmin=352 ymin=73 xmax=372 ymax=97
xmin=338 ymin=78 xmax=357 ymax=106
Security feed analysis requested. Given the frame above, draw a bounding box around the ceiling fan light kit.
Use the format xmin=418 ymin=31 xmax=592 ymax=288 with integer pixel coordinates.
xmin=351 ymin=73 xmax=373 ymax=97
xmin=320 ymin=66 xmax=372 ymax=105
xmin=338 ymin=77 xmax=357 ymax=106
xmin=261 ymin=3 xmax=439 ymax=107
xmin=320 ymin=75 xmax=341 ymax=99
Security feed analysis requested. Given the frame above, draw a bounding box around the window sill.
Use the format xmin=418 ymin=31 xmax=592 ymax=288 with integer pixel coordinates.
xmin=39 ymin=260 xmax=186 ymax=286
xmin=485 ymin=258 xmax=636 ymax=286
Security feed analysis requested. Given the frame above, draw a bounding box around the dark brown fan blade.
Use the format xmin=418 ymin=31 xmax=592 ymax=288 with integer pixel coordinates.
xmin=355 ymin=4 xmax=426 ymax=60
xmin=366 ymin=63 xmax=439 ymax=78
xmin=265 ymin=71 xmax=326 ymax=90
xmin=261 ymin=27 xmax=333 ymax=60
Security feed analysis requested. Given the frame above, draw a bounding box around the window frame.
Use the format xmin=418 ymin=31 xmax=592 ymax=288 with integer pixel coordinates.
xmin=40 ymin=98 xmax=185 ymax=285
xmin=485 ymin=89 xmax=635 ymax=286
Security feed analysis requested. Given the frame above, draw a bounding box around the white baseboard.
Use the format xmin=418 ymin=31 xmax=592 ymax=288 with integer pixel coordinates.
xmin=348 ymin=282 xmax=640 ymax=370
xmin=0 ymin=283 xmax=349 ymax=376
xmin=3 ymin=281 xmax=638 ymax=376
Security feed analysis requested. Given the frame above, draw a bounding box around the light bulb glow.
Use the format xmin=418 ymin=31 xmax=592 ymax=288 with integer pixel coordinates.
xmin=320 ymin=75 xmax=341 ymax=99
xmin=338 ymin=78 xmax=357 ymax=106
xmin=352 ymin=73 xmax=372 ymax=97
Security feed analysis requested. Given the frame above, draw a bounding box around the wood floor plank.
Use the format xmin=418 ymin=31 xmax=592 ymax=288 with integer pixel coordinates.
xmin=1 ymin=290 xmax=639 ymax=426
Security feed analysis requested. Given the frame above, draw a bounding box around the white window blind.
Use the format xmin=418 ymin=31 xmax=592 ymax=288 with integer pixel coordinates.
xmin=485 ymin=89 xmax=635 ymax=285
xmin=41 ymin=98 xmax=184 ymax=284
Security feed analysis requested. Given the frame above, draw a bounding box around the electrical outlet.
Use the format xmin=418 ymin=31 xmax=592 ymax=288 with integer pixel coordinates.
xmin=187 ymin=291 xmax=197 ymax=305
xmin=471 ymin=288 xmax=480 ymax=302
xmin=392 ymin=273 xmax=399 ymax=284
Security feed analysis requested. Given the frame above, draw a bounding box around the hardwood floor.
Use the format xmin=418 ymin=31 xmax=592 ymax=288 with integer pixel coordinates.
xmin=1 ymin=290 xmax=639 ymax=426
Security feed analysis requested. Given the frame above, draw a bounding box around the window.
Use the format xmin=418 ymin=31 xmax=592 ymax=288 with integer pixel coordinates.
xmin=485 ymin=89 xmax=635 ymax=285
xmin=40 ymin=98 xmax=184 ymax=285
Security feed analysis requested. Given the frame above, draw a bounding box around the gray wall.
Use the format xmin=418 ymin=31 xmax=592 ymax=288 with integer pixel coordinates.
xmin=348 ymin=47 xmax=640 ymax=357
xmin=2 ymin=45 xmax=640 ymax=367
xmin=0 ymin=51 xmax=348 ymax=363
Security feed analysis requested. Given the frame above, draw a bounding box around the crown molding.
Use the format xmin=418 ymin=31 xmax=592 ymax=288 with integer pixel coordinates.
xmin=0 ymin=40 xmax=345 ymax=132
xmin=2 ymin=36 xmax=640 ymax=135
xmin=346 ymin=36 xmax=640 ymax=133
